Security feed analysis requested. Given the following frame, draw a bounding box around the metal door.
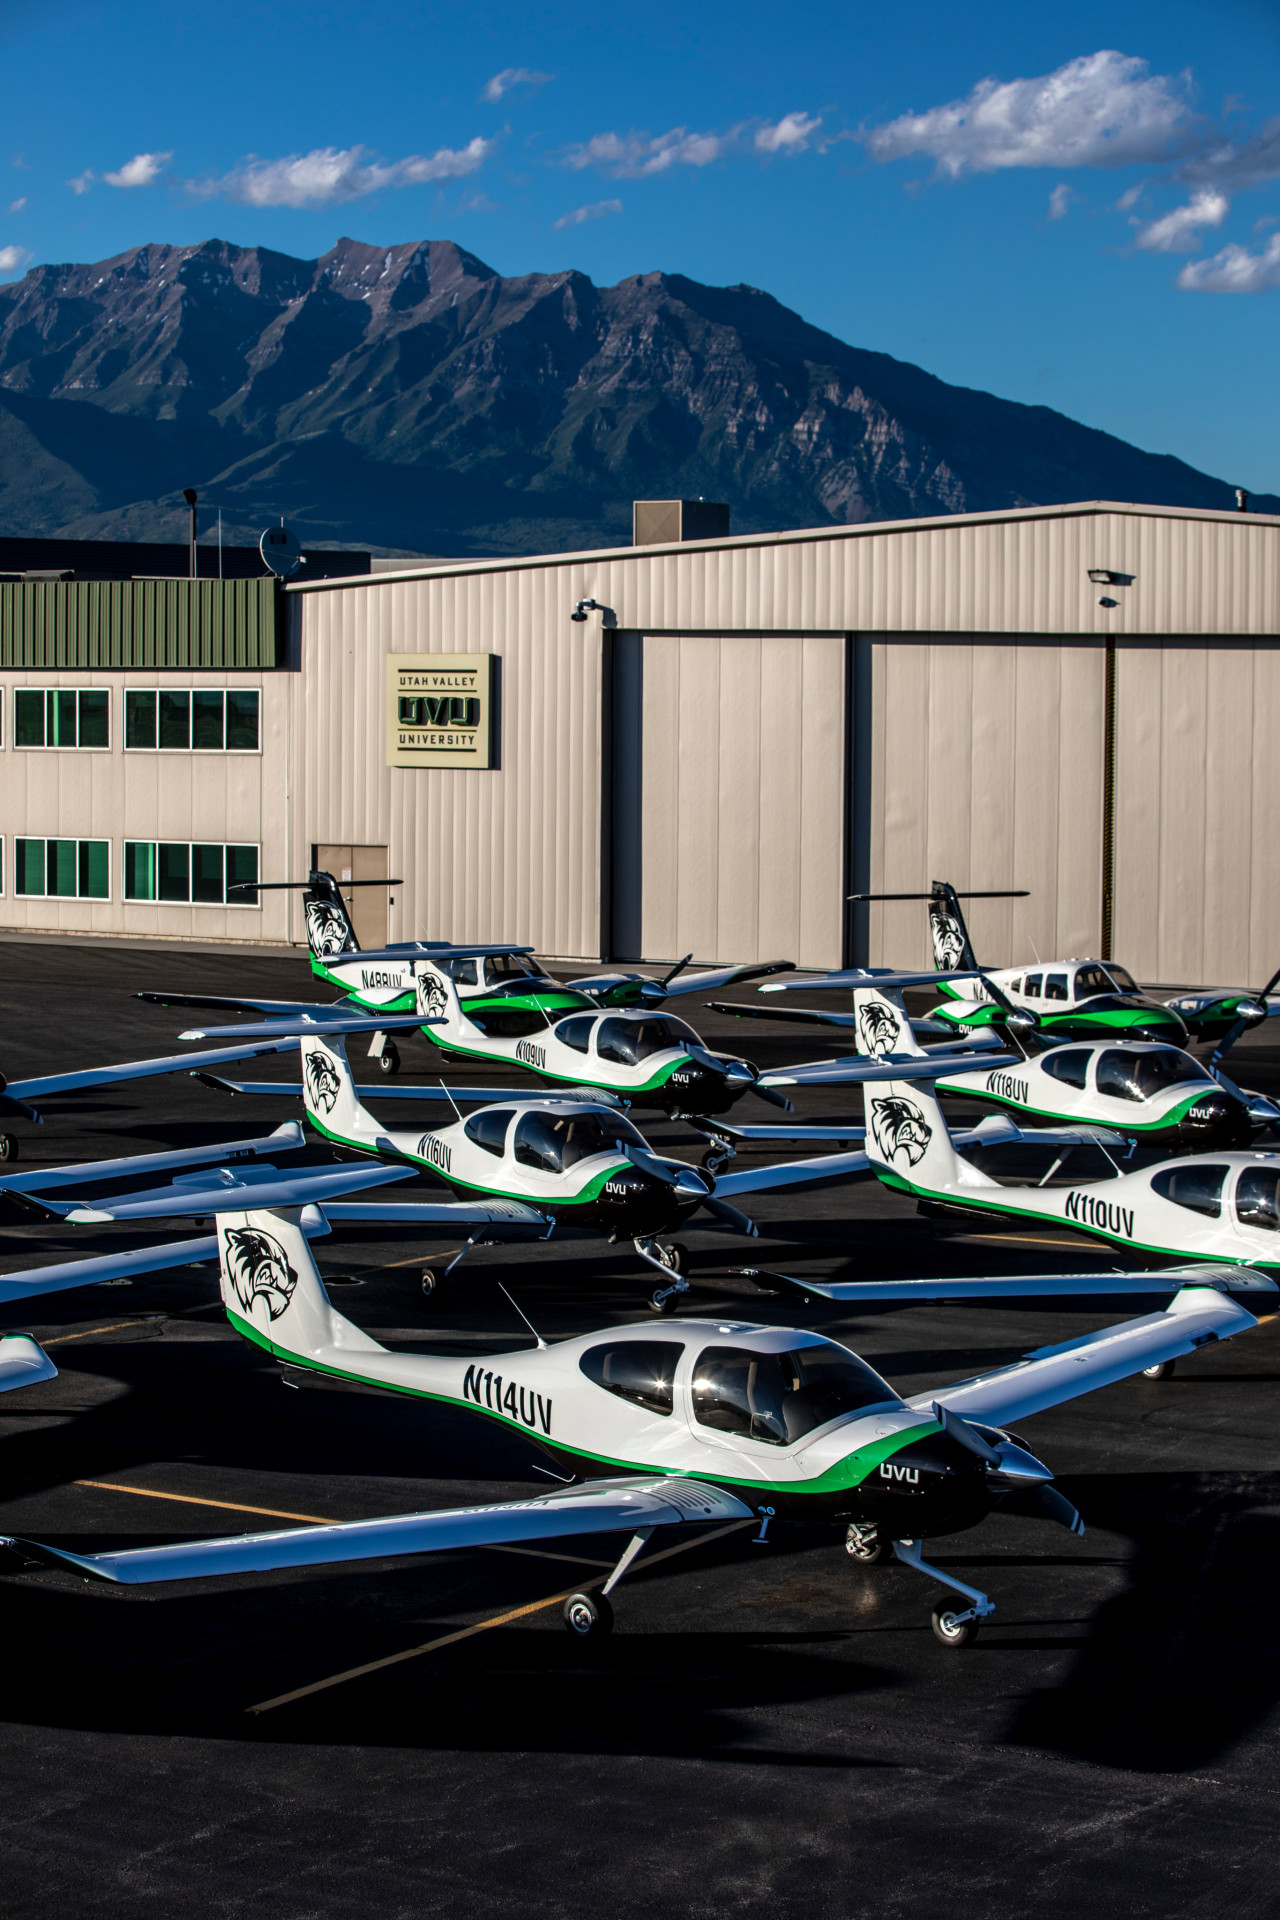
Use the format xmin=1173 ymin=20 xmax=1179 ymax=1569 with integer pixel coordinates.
xmin=314 ymin=843 xmax=390 ymax=950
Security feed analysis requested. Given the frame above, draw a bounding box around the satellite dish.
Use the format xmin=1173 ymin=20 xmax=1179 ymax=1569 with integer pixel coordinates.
xmin=260 ymin=522 xmax=304 ymax=578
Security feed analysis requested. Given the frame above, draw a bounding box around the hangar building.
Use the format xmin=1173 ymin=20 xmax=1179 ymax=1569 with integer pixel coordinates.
xmin=0 ymin=497 xmax=1276 ymax=986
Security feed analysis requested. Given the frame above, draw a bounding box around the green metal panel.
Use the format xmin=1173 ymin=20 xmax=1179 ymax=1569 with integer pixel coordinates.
xmin=0 ymin=579 xmax=281 ymax=670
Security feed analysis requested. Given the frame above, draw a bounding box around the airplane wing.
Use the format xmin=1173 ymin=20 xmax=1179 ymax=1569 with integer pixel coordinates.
xmin=758 ymin=1051 xmax=1021 ymax=1088
xmin=760 ymin=969 xmax=980 ymax=994
xmin=4 ymin=1474 xmax=753 ymax=1587
xmin=567 ymin=961 xmax=794 ymax=999
xmin=708 ymin=1002 xmax=861 ymax=1029
xmin=905 ymin=1283 xmax=1263 ymax=1429
xmin=713 ymin=1148 xmax=871 ymax=1196
xmin=319 ymin=1198 xmax=546 ymax=1226
xmin=177 ymin=1014 xmax=437 ymax=1042
xmin=58 ymin=1162 xmax=415 ymax=1225
xmin=0 ymin=1334 xmax=56 ymax=1392
xmin=0 ymin=1123 xmax=305 ymax=1195
xmin=6 ymin=1039 xmax=301 ymax=1102
xmin=740 ymin=1261 xmax=1278 ymax=1304
xmin=192 ymin=1075 xmax=540 ymax=1102
xmin=697 ymin=1122 xmax=866 ymax=1145
xmin=0 ymin=1214 xmax=332 ymax=1305
xmin=137 ymin=992 xmax=356 ymax=1017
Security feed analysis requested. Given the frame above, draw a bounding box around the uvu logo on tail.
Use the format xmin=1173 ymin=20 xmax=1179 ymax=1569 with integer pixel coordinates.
xmin=417 ymin=970 xmax=449 ymax=1021
xmin=857 ymin=1001 xmax=900 ymax=1056
xmin=224 ymin=1228 xmax=299 ymax=1321
xmin=930 ymin=911 xmax=966 ymax=971
xmin=304 ymin=1048 xmax=342 ymax=1114
xmin=869 ymin=1094 xmax=932 ymax=1167
xmin=306 ymin=898 xmax=353 ymax=957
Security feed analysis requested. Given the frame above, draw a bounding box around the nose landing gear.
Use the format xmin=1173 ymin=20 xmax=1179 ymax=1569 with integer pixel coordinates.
xmin=636 ymin=1237 xmax=690 ymax=1314
xmin=891 ymin=1537 xmax=995 ymax=1648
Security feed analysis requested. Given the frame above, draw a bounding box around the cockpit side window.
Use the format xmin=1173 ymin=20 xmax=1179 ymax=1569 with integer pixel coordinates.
xmin=1024 ymin=974 xmax=1043 ymax=997
xmin=1237 ymin=1168 xmax=1280 ymax=1232
xmin=1042 ymin=1048 xmax=1091 ymax=1090
xmin=439 ymin=957 xmax=479 ymax=986
xmin=691 ymin=1343 xmax=895 ymax=1446
xmin=1150 ymin=1163 xmax=1229 ymax=1218
xmin=463 ymin=1107 xmax=514 ymax=1157
xmin=1044 ymin=973 xmax=1069 ymax=1002
xmin=1095 ymin=1050 xmax=1145 ymax=1102
xmin=554 ymin=1014 xmax=597 ymax=1054
xmin=580 ymin=1341 xmax=682 ymax=1415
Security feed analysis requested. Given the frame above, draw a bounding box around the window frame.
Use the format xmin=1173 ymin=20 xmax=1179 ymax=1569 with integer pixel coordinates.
xmin=122 ymin=839 xmax=261 ymax=908
xmin=122 ymin=686 xmax=262 ymax=755
xmin=12 ymin=836 xmax=110 ymax=901
xmin=13 ymin=686 xmax=112 ymax=752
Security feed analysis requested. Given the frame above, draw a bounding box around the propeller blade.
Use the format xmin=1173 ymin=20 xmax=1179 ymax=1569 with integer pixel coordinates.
xmin=699 ymin=1195 xmax=758 ymax=1236
xmin=932 ymin=1401 xmax=1001 ymax=1469
xmin=752 ymin=1083 xmax=794 ymax=1111
xmin=663 ymin=953 xmax=694 ymax=989
xmin=1025 ymin=1485 xmax=1085 ymax=1535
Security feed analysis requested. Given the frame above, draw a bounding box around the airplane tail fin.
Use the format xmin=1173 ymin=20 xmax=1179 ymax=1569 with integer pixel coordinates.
xmin=218 ymin=1208 xmax=384 ymax=1358
xmin=300 ymin=1032 xmax=378 ymax=1146
xmin=852 ymin=986 xmax=927 ymax=1060
xmin=929 ymin=881 xmax=978 ymax=973
xmin=303 ymin=872 xmax=360 ymax=962
xmin=863 ymin=1077 xmax=966 ymax=1190
xmin=414 ymin=960 xmax=466 ymax=1035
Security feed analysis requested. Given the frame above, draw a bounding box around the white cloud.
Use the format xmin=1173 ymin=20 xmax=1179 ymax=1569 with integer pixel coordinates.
xmin=1183 ymin=118 xmax=1280 ymax=192
xmin=103 ymin=150 xmax=172 ymax=189
xmin=755 ymin=112 xmax=822 ymax=154
xmin=66 ymin=169 xmax=94 ymax=195
xmin=482 ymin=66 xmax=553 ymax=103
xmin=1135 ymin=187 xmax=1228 ymax=252
xmin=1047 ymin=182 xmax=1075 ymax=219
xmin=7 ymin=197 xmax=25 ymax=214
xmin=189 ymin=139 xmax=493 ymax=207
xmin=864 ymin=50 xmax=1198 ymax=177
xmin=1115 ymin=180 xmax=1146 ymax=210
xmin=0 ymin=244 xmax=30 ymax=276
xmin=1177 ymin=232 xmax=1280 ymax=291
xmin=553 ymin=197 xmax=622 ymax=229
xmin=561 ymin=127 xmax=728 ymax=177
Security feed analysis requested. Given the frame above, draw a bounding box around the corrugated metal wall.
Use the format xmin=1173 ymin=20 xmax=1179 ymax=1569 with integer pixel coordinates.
xmin=294 ymin=570 xmax=606 ymax=958
xmin=617 ymin=632 xmax=846 ymax=968
xmin=0 ymin=579 xmax=280 ymax=670
xmin=863 ymin=637 xmax=1107 ymax=972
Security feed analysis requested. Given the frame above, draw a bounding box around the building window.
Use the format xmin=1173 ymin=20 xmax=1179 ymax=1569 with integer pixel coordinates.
xmin=15 ymin=838 xmax=109 ymax=899
xmin=14 ymin=689 xmax=110 ymax=750
xmin=124 ymin=841 xmax=259 ymax=906
xmin=124 ymin=689 xmax=260 ymax=752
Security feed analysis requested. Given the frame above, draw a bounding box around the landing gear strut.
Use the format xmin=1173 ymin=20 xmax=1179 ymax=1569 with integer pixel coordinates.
xmin=636 ymin=1238 xmax=690 ymax=1314
xmin=562 ymin=1526 xmax=654 ymax=1639
xmin=892 ymin=1537 xmax=994 ymax=1649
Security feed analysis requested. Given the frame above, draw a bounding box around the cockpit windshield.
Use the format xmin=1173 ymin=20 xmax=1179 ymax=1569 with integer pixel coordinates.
xmin=1073 ymin=965 xmax=1116 ymax=1000
xmin=691 ymin=1341 xmax=896 ymax=1446
xmin=1106 ymin=963 xmax=1139 ymax=993
xmin=485 ymin=952 xmax=543 ymax=984
xmin=512 ymin=1109 xmax=649 ymax=1173
xmin=1095 ymin=1048 xmax=1207 ymax=1102
xmin=596 ymin=1014 xmax=702 ymax=1066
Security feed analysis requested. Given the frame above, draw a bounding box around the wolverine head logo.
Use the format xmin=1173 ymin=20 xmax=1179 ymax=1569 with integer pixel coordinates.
xmin=869 ymin=1094 xmax=932 ymax=1167
xmin=417 ymin=971 xmax=449 ymax=1021
xmin=306 ymin=897 xmax=354 ymax=957
xmin=931 ymin=912 xmax=966 ymax=972
xmin=857 ymin=1000 xmax=900 ymax=1057
xmin=222 ymin=1227 xmax=298 ymax=1321
xmin=304 ymin=1047 xmax=342 ymax=1114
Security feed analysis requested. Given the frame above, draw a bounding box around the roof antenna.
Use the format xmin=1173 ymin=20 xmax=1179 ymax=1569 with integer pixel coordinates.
xmin=1029 ymin=937 xmax=1043 ymax=965
xmin=498 ymin=1281 xmax=547 ymax=1350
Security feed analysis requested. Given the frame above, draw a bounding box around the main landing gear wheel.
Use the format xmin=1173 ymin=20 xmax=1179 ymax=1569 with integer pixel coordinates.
xmin=1142 ymin=1359 xmax=1176 ymax=1380
xmin=931 ymin=1601 xmax=981 ymax=1648
xmin=378 ymin=1042 xmax=401 ymax=1077
xmin=701 ymin=1148 xmax=729 ymax=1172
xmin=647 ymin=1242 xmax=689 ymax=1315
xmin=0 ymin=1135 xmax=18 ymax=1163
xmin=420 ymin=1268 xmax=444 ymax=1303
xmin=845 ymin=1524 xmax=884 ymax=1565
xmin=664 ymin=1243 xmax=688 ymax=1275
xmin=563 ymin=1591 xmax=614 ymax=1639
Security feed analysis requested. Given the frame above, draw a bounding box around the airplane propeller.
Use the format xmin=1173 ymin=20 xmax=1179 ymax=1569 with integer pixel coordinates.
xmin=617 ymin=1139 xmax=759 ymax=1237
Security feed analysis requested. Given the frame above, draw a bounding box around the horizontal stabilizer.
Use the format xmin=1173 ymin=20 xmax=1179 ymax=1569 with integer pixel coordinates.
xmin=61 ymin=1162 xmax=414 ymax=1224
xmin=0 ymin=1214 xmax=336 ymax=1306
xmin=713 ymin=1147 xmax=870 ymax=1197
xmin=4 ymin=1474 xmax=753 ymax=1586
xmin=760 ymin=969 xmax=980 ymax=994
xmin=179 ymin=1014 xmax=437 ymax=1042
xmin=708 ymin=1001 xmax=860 ymax=1029
xmin=739 ymin=1262 xmax=1276 ymax=1304
xmin=759 ymin=1051 xmax=1020 ymax=1088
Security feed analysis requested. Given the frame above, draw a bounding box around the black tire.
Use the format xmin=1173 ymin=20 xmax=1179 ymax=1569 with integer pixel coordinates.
xmin=563 ymin=1591 xmax=614 ymax=1638
xmin=1142 ymin=1359 xmax=1176 ymax=1380
xmin=379 ymin=1042 xmax=401 ymax=1077
xmin=0 ymin=1135 xmax=18 ymax=1163
xmin=701 ymin=1148 xmax=728 ymax=1172
xmin=420 ymin=1268 xmax=442 ymax=1302
xmin=931 ymin=1602 xmax=980 ymax=1647
xmin=649 ymin=1287 xmax=678 ymax=1315
xmin=664 ymin=1242 xmax=688 ymax=1276
xmin=845 ymin=1525 xmax=884 ymax=1565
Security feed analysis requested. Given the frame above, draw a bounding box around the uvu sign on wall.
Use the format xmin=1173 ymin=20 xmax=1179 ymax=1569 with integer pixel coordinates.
xmin=386 ymin=654 xmax=494 ymax=769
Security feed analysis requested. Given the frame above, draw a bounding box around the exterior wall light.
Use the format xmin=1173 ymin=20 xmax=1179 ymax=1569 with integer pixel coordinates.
xmin=570 ymin=598 xmax=616 ymax=626
xmin=1087 ymin=568 xmax=1134 ymax=587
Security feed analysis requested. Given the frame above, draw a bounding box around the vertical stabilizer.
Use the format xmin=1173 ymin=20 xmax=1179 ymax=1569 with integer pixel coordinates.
xmin=863 ymin=1077 xmax=974 ymax=1190
xmin=852 ymin=986 xmax=927 ymax=1060
xmin=929 ymin=882 xmax=978 ymax=973
xmin=300 ymin=1033 xmax=379 ymax=1148
xmin=304 ymin=872 xmax=359 ymax=961
xmin=415 ymin=960 xmax=468 ymax=1038
xmin=218 ymin=1208 xmax=384 ymax=1357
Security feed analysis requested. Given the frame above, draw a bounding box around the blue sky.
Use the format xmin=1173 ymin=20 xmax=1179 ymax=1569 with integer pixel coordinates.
xmin=4 ymin=0 xmax=1280 ymax=490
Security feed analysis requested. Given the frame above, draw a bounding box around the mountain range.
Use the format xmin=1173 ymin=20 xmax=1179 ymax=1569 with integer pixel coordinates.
xmin=0 ymin=236 xmax=1271 ymax=557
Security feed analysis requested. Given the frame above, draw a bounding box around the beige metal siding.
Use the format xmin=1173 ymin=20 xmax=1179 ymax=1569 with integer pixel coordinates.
xmin=1112 ymin=642 xmax=1280 ymax=984
xmin=865 ymin=638 xmax=1106 ymax=971
xmin=628 ymin=633 xmax=845 ymax=969
xmin=293 ymin=570 xmax=605 ymax=959
xmin=0 ymin=670 xmax=288 ymax=941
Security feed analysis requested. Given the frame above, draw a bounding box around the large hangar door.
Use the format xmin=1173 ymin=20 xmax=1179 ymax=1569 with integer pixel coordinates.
xmin=610 ymin=633 xmax=847 ymax=969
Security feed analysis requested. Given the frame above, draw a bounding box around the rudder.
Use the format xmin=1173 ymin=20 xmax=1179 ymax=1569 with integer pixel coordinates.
xmin=218 ymin=1208 xmax=383 ymax=1358
xmin=300 ymin=1032 xmax=378 ymax=1147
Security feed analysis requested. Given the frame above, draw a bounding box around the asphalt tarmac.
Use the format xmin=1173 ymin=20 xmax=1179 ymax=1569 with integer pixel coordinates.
xmin=1 ymin=938 xmax=1279 ymax=1919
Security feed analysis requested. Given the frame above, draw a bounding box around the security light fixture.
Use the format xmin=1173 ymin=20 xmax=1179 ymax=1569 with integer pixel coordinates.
xmin=571 ymin=598 xmax=602 ymax=622
xmin=1087 ymin=568 xmax=1133 ymax=587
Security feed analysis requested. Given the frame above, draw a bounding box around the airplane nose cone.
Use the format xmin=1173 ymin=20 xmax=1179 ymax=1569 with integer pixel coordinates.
xmin=673 ymin=1167 xmax=714 ymax=1201
xmin=722 ymin=1059 xmax=756 ymax=1088
xmin=986 ymin=1442 xmax=1055 ymax=1488
xmin=1238 ymin=999 xmax=1267 ymax=1023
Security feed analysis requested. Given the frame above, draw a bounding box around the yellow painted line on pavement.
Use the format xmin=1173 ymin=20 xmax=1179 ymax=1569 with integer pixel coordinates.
xmin=74 ymin=1480 xmax=333 ymax=1526
xmin=44 ymin=1319 xmax=163 ymax=1346
xmin=246 ymin=1518 xmax=755 ymax=1716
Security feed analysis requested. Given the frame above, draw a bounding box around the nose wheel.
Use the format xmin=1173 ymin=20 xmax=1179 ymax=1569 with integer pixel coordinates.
xmin=378 ymin=1041 xmax=401 ymax=1077
xmin=639 ymin=1239 xmax=690 ymax=1314
xmin=931 ymin=1601 xmax=982 ymax=1647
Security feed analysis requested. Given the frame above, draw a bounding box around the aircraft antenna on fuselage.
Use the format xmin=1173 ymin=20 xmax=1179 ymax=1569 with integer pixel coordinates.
xmin=497 ymin=1282 xmax=547 ymax=1350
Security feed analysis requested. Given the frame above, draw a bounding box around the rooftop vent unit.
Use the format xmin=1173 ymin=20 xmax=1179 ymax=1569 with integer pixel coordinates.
xmin=633 ymin=499 xmax=730 ymax=547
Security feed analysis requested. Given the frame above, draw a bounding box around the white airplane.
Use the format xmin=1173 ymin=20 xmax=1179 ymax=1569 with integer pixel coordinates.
xmin=771 ymin=981 xmax=1272 ymax=1153
xmin=859 ymin=1070 xmax=1280 ymax=1278
xmin=2 ymin=1205 xmax=1260 ymax=1649
xmin=143 ymin=869 xmax=793 ymax=1077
